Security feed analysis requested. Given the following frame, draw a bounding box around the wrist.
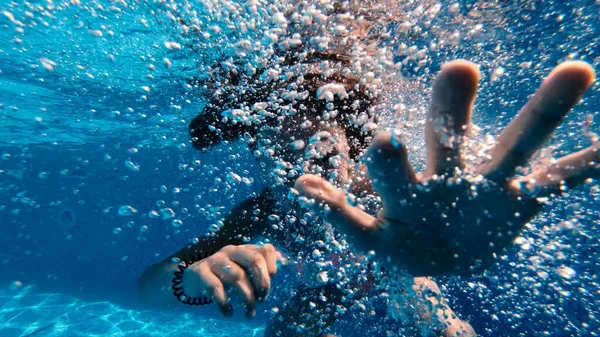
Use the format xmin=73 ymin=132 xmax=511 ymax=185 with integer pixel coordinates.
xmin=181 ymin=262 xmax=203 ymax=297
xmin=171 ymin=250 xmax=214 ymax=306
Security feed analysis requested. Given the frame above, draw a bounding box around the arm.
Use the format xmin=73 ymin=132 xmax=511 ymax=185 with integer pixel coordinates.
xmin=412 ymin=277 xmax=476 ymax=337
xmin=138 ymin=189 xmax=277 ymax=308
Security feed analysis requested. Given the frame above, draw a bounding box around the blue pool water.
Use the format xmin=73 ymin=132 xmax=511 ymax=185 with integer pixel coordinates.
xmin=1 ymin=1 xmax=599 ymax=337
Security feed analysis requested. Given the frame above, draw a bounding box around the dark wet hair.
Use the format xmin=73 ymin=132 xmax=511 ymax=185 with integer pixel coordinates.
xmin=188 ymin=51 xmax=378 ymax=159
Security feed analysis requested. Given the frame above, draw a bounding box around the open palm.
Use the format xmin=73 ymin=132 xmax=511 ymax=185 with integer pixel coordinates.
xmin=296 ymin=60 xmax=597 ymax=276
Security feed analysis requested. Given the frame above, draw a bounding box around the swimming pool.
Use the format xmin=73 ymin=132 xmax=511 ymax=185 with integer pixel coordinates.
xmin=1 ymin=1 xmax=599 ymax=336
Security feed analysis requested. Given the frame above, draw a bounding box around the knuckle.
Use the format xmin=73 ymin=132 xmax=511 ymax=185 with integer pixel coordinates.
xmin=209 ymin=252 xmax=227 ymax=262
xmin=247 ymin=253 xmax=263 ymax=266
xmin=222 ymin=245 xmax=236 ymax=253
xmin=188 ymin=266 xmax=206 ymax=280
xmin=226 ymin=268 xmax=243 ymax=281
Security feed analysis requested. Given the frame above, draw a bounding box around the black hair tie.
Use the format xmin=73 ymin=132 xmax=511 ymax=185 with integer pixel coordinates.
xmin=171 ymin=250 xmax=214 ymax=306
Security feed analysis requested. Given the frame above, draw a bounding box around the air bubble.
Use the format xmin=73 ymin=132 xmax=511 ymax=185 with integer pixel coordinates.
xmin=362 ymin=122 xmax=378 ymax=132
xmin=316 ymin=83 xmax=348 ymax=102
xmin=300 ymin=121 xmax=312 ymax=129
xmin=391 ymin=129 xmax=406 ymax=148
xmin=291 ymin=140 xmax=305 ymax=150
xmin=519 ymin=179 xmax=540 ymax=197
xmin=164 ymin=42 xmax=181 ymax=50
xmin=39 ymin=57 xmax=56 ymax=72
xmin=118 ymin=205 xmax=137 ymax=216
xmin=9 ymin=281 xmax=23 ymax=291
xmin=160 ymin=208 xmax=176 ymax=219
xmin=227 ymin=172 xmax=242 ymax=183
xmin=125 ymin=160 xmax=140 ymax=172
xmin=316 ymin=271 xmax=329 ymax=284
xmin=557 ymin=266 xmax=576 ymax=280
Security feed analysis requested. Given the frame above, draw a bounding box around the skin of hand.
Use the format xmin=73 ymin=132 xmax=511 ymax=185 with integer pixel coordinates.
xmin=295 ymin=60 xmax=597 ymax=276
xmin=181 ymin=244 xmax=283 ymax=318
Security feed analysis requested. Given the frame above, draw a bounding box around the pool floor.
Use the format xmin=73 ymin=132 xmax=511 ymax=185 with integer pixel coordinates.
xmin=0 ymin=288 xmax=264 ymax=337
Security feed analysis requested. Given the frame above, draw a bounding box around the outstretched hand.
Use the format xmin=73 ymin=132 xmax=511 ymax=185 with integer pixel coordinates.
xmin=296 ymin=60 xmax=597 ymax=276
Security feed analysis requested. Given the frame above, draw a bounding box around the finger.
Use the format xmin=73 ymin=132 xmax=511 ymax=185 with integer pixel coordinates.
xmin=229 ymin=247 xmax=271 ymax=303
xmin=234 ymin=277 xmax=257 ymax=319
xmin=191 ymin=262 xmax=232 ymax=317
xmin=511 ymin=144 xmax=600 ymax=198
xmin=479 ymin=61 xmax=596 ymax=181
xmin=253 ymin=244 xmax=280 ymax=276
xmin=294 ymin=175 xmax=383 ymax=250
xmin=364 ymin=131 xmax=417 ymax=199
xmin=210 ymin=260 xmax=257 ymax=318
xmin=425 ymin=60 xmax=479 ymax=178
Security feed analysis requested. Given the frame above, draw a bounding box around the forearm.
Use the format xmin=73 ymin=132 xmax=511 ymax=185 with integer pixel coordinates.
xmin=137 ymin=260 xmax=182 ymax=308
xmin=412 ymin=277 xmax=476 ymax=337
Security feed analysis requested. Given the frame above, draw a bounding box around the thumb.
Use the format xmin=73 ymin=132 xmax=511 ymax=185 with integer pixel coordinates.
xmin=294 ymin=174 xmax=383 ymax=249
